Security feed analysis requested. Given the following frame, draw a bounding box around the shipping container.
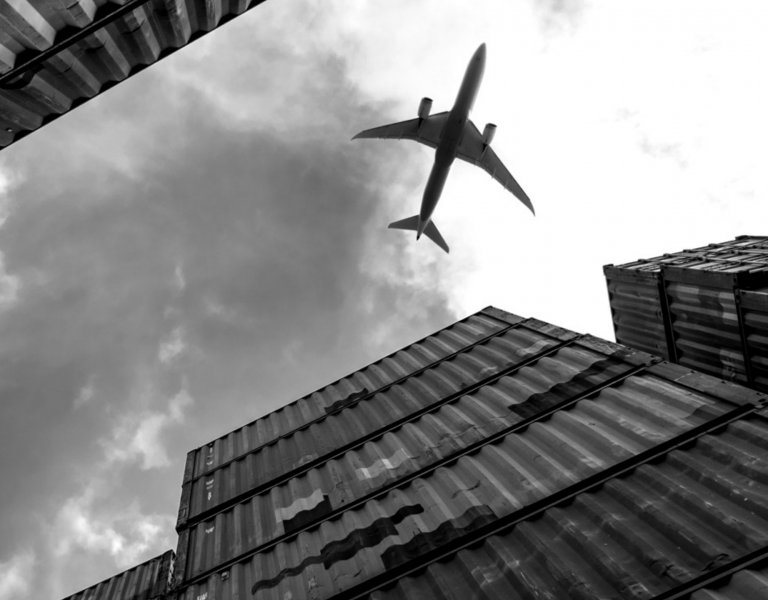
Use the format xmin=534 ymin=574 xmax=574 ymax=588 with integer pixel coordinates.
xmin=365 ymin=415 xmax=768 ymax=600
xmin=0 ymin=0 xmax=268 ymax=151
xmin=171 ymin=308 xmax=768 ymax=599
xmin=173 ymin=336 xmax=659 ymax=584
xmin=61 ymin=550 xmax=174 ymax=600
xmin=171 ymin=387 xmax=767 ymax=600
xmin=176 ymin=314 xmax=578 ymax=530
xmin=180 ymin=310 xmax=511 ymax=485
xmin=605 ymin=235 xmax=768 ymax=391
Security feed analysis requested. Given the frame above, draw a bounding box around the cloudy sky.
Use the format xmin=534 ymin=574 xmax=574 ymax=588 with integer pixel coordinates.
xmin=1 ymin=1 xmax=767 ymax=597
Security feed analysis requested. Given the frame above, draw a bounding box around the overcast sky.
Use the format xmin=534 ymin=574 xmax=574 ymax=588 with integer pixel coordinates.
xmin=1 ymin=1 xmax=767 ymax=598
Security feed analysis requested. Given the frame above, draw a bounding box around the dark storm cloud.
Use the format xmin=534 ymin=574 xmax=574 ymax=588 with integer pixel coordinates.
xmin=0 ymin=12 xmax=454 ymax=598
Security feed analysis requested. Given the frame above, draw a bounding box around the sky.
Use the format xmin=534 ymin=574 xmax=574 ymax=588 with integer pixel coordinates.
xmin=0 ymin=1 xmax=767 ymax=597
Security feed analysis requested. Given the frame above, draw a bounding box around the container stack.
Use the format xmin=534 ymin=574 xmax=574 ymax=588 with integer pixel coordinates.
xmin=0 ymin=0 xmax=269 ymax=151
xmin=61 ymin=550 xmax=174 ymax=600
xmin=169 ymin=306 xmax=768 ymax=600
xmin=604 ymin=235 xmax=768 ymax=391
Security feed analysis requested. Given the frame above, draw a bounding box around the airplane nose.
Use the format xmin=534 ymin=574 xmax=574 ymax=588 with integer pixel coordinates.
xmin=476 ymin=43 xmax=487 ymax=57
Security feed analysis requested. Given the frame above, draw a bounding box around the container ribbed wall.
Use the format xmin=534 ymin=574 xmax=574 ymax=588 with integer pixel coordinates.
xmin=604 ymin=235 xmax=768 ymax=392
xmin=180 ymin=311 xmax=510 ymax=485
xmin=739 ymin=287 xmax=768 ymax=389
xmin=172 ymin=407 xmax=768 ymax=600
xmin=174 ymin=362 xmax=736 ymax=587
xmin=60 ymin=550 xmax=174 ymax=600
xmin=176 ymin=316 xmax=576 ymax=530
xmin=171 ymin=306 xmax=768 ymax=600
xmin=367 ymin=418 xmax=768 ymax=600
xmin=0 ymin=0 xmax=267 ymax=150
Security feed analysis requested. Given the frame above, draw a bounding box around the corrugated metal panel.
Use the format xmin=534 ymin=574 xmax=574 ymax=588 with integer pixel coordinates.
xmin=181 ymin=310 xmax=511 ymax=484
xmin=0 ymin=0 xmax=267 ymax=151
xmin=603 ymin=267 xmax=670 ymax=358
xmin=176 ymin=318 xmax=586 ymax=529
xmin=692 ymin=564 xmax=768 ymax=600
xmin=666 ymin=281 xmax=746 ymax=381
xmin=604 ymin=236 xmax=768 ymax=393
xmin=739 ymin=288 xmax=768 ymax=390
xmin=60 ymin=550 xmax=174 ymax=600
xmin=171 ymin=410 xmax=768 ymax=600
xmin=174 ymin=340 xmax=657 ymax=583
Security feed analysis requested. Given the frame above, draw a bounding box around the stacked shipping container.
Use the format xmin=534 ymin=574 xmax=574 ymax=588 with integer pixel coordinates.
xmin=170 ymin=306 xmax=768 ymax=600
xmin=60 ymin=550 xmax=174 ymax=600
xmin=604 ymin=235 xmax=768 ymax=391
xmin=0 ymin=0 xmax=268 ymax=150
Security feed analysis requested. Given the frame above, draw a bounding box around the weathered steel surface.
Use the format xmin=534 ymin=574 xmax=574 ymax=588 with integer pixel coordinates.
xmin=604 ymin=268 xmax=670 ymax=358
xmin=692 ymin=564 xmax=768 ymax=600
xmin=176 ymin=318 xmax=579 ymax=530
xmin=60 ymin=550 xmax=174 ymax=600
xmin=174 ymin=339 xmax=661 ymax=583
xmin=0 ymin=0 xmax=267 ymax=150
xmin=172 ymin=411 xmax=768 ymax=600
xmin=604 ymin=236 xmax=768 ymax=391
xmin=181 ymin=310 xmax=511 ymax=485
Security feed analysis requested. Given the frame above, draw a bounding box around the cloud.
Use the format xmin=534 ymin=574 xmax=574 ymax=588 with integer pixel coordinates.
xmin=158 ymin=327 xmax=186 ymax=365
xmin=73 ymin=377 xmax=96 ymax=410
xmin=52 ymin=482 xmax=174 ymax=570
xmin=101 ymin=385 xmax=193 ymax=470
xmin=0 ymin=551 xmax=34 ymax=600
xmin=0 ymin=255 xmax=19 ymax=309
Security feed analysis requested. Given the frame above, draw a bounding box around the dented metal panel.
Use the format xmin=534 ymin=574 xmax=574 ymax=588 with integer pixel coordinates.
xmin=60 ymin=550 xmax=174 ymax=600
xmin=172 ymin=411 xmax=768 ymax=600
xmin=0 ymin=0 xmax=268 ymax=151
xmin=181 ymin=310 xmax=511 ymax=484
xmin=174 ymin=341 xmax=659 ymax=583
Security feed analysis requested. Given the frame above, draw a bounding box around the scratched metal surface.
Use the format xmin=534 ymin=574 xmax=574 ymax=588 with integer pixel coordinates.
xmin=60 ymin=550 xmax=173 ymax=600
xmin=170 ymin=411 xmax=768 ymax=600
xmin=0 ymin=0 xmax=267 ymax=150
xmin=181 ymin=309 xmax=512 ymax=485
xmin=174 ymin=340 xmax=660 ymax=583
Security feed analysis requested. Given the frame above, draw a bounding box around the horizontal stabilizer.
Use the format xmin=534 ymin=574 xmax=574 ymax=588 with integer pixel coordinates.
xmin=423 ymin=220 xmax=450 ymax=253
xmin=388 ymin=215 xmax=420 ymax=231
xmin=388 ymin=215 xmax=449 ymax=253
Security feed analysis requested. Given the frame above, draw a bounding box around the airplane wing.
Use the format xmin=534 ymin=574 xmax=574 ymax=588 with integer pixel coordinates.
xmin=456 ymin=120 xmax=535 ymax=215
xmin=352 ymin=112 xmax=450 ymax=149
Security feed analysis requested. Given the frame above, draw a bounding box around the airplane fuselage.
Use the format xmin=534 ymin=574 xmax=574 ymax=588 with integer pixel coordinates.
xmin=417 ymin=43 xmax=486 ymax=239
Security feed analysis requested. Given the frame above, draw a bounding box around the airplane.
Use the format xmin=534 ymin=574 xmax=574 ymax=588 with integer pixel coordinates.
xmin=352 ymin=43 xmax=534 ymax=253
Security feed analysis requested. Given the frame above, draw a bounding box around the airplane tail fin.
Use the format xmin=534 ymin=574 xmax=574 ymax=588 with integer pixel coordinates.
xmin=388 ymin=216 xmax=450 ymax=253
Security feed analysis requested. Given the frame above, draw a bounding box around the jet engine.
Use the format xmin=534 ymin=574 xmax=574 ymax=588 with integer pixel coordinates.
xmin=418 ymin=97 xmax=433 ymax=119
xmin=482 ymin=123 xmax=497 ymax=146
